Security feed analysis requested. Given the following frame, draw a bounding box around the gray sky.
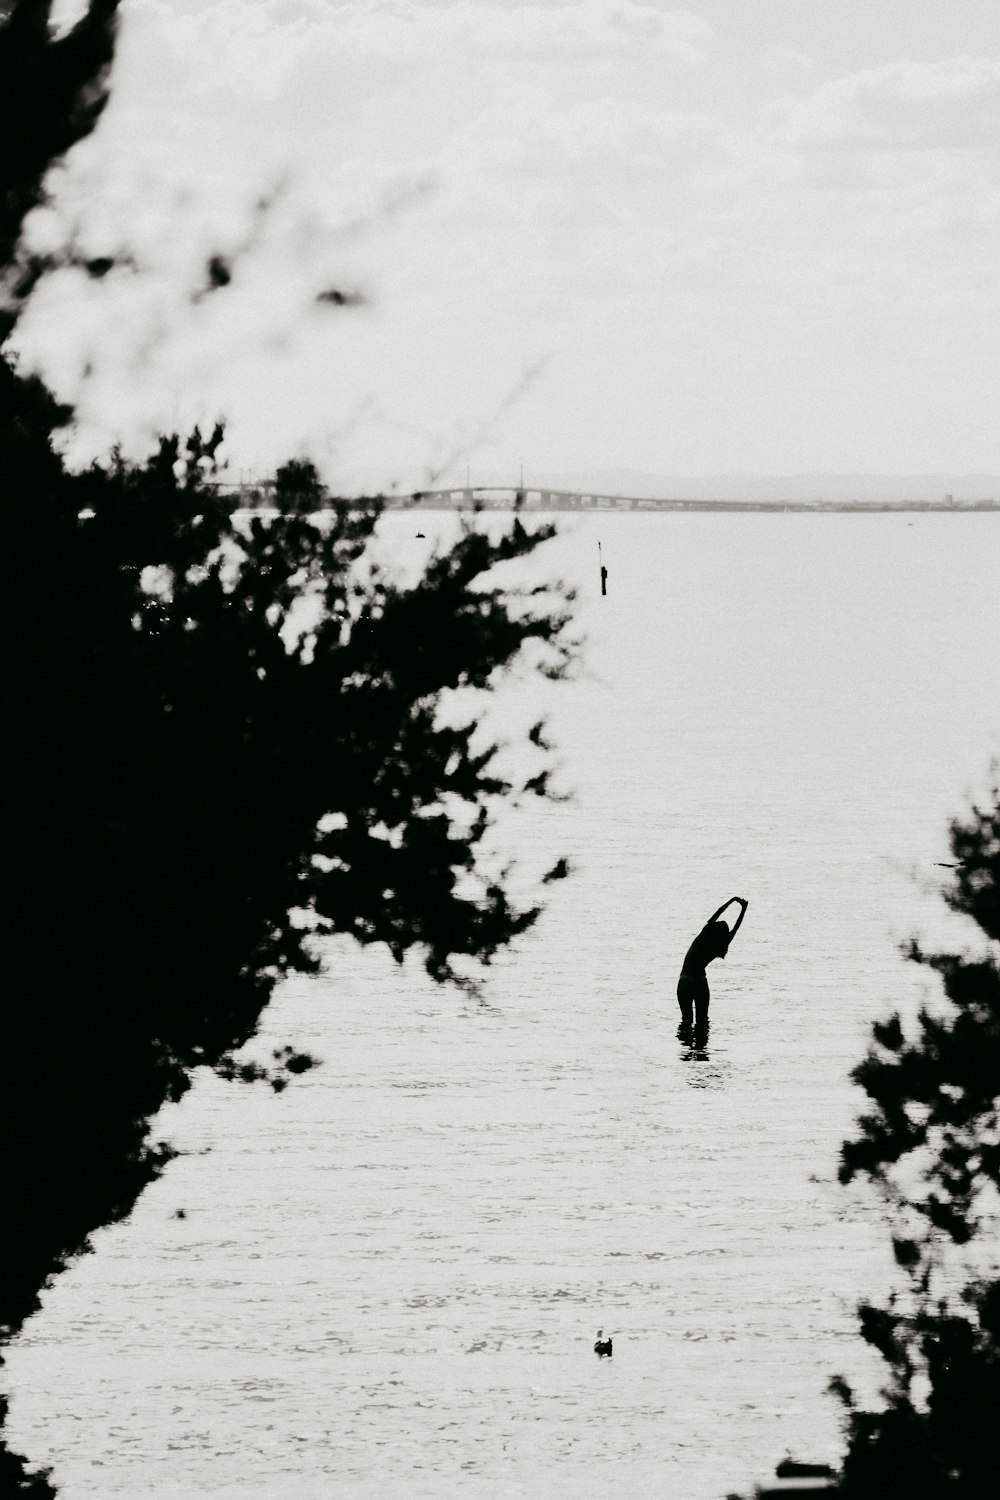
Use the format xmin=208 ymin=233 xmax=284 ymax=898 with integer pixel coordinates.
xmin=16 ymin=0 xmax=1000 ymax=483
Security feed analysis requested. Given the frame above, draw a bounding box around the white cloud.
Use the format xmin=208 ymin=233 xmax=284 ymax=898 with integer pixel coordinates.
xmin=10 ymin=4 xmax=1000 ymax=474
xmin=760 ymin=46 xmax=813 ymax=80
xmin=119 ymin=0 xmax=711 ymax=102
xmin=767 ymin=56 xmax=1000 ymax=151
xmin=14 ymin=0 xmax=716 ymax=456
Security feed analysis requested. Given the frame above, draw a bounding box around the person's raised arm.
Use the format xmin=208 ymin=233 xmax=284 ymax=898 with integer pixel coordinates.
xmin=704 ymin=896 xmax=748 ymax=931
xmin=705 ymin=897 xmax=736 ymax=926
xmin=728 ymin=898 xmax=749 ymax=938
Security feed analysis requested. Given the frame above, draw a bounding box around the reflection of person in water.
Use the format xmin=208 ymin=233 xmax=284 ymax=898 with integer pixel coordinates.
xmin=677 ymin=897 xmax=748 ymax=1030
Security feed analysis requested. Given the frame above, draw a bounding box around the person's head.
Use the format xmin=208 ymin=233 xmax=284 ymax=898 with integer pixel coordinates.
xmin=707 ymin=920 xmax=731 ymax=959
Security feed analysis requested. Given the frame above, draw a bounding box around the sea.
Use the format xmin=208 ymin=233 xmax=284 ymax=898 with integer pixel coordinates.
xmin=7 ymin=511 xmax=1000 ymax=1499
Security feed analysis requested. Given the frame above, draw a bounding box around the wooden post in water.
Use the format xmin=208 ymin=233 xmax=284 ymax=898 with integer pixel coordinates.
xmin=598 ymin=540 xmax=608 ymax=597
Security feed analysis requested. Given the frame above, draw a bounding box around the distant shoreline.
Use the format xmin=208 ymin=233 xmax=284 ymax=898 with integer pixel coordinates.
xmin=387 ymin=497 xmax=1000 ymax=514
xmin=223 ymin=483 xmax=1000 ymax=514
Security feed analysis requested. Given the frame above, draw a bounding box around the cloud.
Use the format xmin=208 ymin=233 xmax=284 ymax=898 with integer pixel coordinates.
xmin=10 ymin=5 xmax=1000 ymax=475
xmin=506 ymin=100 xmax=725 ymax=176
xmin=54 ymin=0 xmax=713 ymax=237
xmin=761 ymin=46 xmax=813 ymax=80
xmin=119 ymin=0 xmax=711 ymax=102
xmin=767 ymin=55 xmax=1000 ymax=151
xmin=15 ymin=0 xmax=717 ymax=397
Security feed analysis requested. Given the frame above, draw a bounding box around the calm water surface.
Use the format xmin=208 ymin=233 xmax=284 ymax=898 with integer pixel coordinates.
xmin=9 ymin=514 xmax=1000 ymax=1498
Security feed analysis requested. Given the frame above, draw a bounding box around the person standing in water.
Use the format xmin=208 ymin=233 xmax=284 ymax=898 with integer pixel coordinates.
xmin=677 ymin=897 xmax=748 ymax=1031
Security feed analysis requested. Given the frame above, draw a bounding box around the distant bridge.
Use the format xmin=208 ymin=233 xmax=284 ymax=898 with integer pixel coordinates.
xmin=220 ymin=482 xmax=1000 ymax=514
xmin=393 ymin=487 xmax=680 ymax=512
xmin=384 ymin=487 xmax=1000 ymax=514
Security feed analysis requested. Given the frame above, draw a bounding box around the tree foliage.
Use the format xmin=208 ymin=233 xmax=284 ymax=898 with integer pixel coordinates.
xmin=1 ymin=5 xmax=573 ymax=1492
xmin=831 ymin=783 xmax=1000 ymax=1497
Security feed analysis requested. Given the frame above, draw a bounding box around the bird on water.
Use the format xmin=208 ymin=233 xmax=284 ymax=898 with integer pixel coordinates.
xmin=594 ymin=1329 xmax=612 ymax=1358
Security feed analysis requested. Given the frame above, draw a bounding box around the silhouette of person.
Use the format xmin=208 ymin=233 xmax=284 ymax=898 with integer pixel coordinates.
xmin=677 ymin=897 xmax=748 ymax=1031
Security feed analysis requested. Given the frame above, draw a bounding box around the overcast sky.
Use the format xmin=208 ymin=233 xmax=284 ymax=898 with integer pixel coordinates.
xmin=15 ymin=0 xmax=1000 ymax=484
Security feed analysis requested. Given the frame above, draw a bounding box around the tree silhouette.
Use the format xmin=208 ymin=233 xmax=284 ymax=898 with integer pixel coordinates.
xmin=725 ymin=785 xmax=999 ymax=1500
xmin=1 ymin=5 xmax=573 ymax=1492
xmin=830 ymin=782 xmax=1000 ymax=1497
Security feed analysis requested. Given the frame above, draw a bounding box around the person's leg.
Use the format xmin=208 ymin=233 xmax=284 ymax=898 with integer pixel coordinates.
xmin=694 ymin=979 xmax=710 ymax=1029
xmin=676 ymin=978 xmax=694 ymax=1026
